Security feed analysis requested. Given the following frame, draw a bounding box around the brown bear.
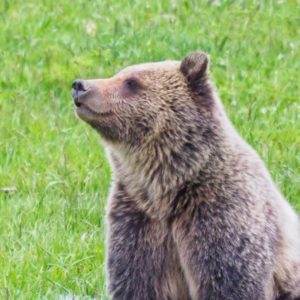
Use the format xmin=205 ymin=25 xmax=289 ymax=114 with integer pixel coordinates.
xmin=71 ymin=52 xmax=300 ymax=300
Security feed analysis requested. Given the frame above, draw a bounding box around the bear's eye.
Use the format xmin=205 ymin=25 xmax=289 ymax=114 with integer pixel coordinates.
xmin=124 ymin=78 xmax=140 ymax=92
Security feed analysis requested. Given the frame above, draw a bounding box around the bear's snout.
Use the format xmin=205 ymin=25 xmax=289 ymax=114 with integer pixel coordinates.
xmin=71 ymin=79 xmax=90 ymax=107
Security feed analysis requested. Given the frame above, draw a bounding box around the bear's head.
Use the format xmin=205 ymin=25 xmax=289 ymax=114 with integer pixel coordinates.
xmin=72 ymin=52 xmax=234 ymax=216
xmin=71 ymin=52 xmax=220 ymax=149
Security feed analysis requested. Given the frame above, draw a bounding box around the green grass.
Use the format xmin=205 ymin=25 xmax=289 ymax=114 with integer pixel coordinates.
xmin=0 ymin=0 xmax=299 ymax=298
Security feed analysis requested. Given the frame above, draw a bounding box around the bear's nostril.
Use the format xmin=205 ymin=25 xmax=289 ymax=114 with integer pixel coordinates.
xmin=71 ymin=79 xmax=90 ymax=102
xmin=72 ymin=79 xmax=88 ymax=92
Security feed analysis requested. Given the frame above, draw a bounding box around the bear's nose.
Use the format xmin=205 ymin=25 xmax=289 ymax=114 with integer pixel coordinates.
xmin=71 ymin=79 xmax=89 ymax=105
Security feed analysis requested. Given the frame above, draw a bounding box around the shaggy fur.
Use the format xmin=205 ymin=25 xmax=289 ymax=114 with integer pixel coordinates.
xmin=72 ymin=52 xmax=300 ymax=300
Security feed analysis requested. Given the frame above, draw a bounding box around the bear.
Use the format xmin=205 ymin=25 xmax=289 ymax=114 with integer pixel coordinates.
xmin=71 ymin=52 xmax=300 ymax=300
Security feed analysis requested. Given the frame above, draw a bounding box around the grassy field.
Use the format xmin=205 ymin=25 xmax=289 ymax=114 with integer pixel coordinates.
xmin=0 ymin=0 xmax=299 ymax=299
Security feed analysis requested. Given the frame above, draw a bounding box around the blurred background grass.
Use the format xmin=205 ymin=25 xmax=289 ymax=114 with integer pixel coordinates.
xmin=0 ymin=0 xmax=299 ymax=299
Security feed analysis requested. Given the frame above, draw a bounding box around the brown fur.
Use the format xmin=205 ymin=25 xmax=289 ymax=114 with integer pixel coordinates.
xmin=72 ymin=52 xmax=300 ymax=299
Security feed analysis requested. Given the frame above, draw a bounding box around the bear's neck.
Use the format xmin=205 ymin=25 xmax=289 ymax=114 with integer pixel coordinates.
xmin=107 ymin=120 xmax=238 ymax=219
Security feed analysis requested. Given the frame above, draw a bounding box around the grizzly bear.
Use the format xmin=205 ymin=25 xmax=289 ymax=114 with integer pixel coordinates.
xmin=72 ymin=52 xmax=300 ymax=300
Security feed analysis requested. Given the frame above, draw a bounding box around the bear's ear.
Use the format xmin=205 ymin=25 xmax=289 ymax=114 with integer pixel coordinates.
xmin=180 ymin=52 xmax=209 ymax=89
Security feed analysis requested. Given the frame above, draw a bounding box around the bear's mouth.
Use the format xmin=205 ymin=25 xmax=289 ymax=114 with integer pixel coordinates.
xmin=75 ymin=102 xmax=112 ymax=117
